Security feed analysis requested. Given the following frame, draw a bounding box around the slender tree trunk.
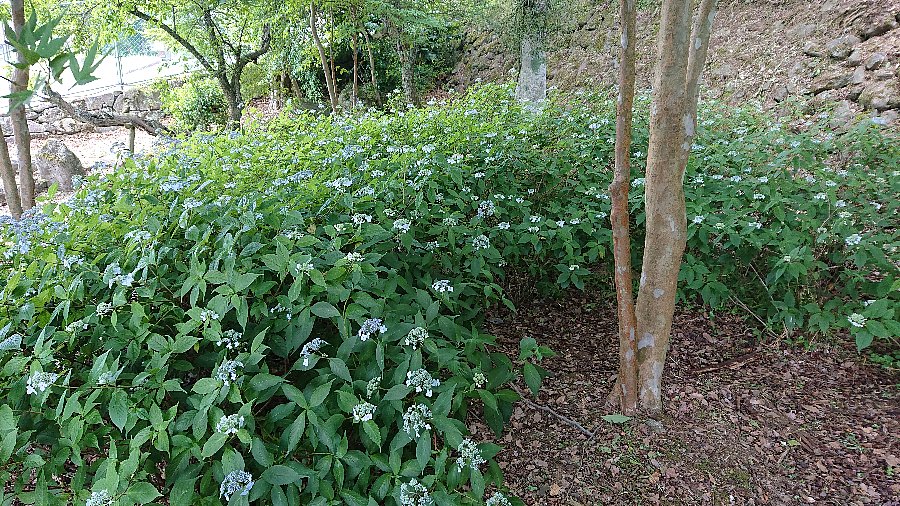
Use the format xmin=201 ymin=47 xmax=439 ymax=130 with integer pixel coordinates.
xmin=608 ymin=0 xmax=639 ymax=414
xmin=310 ymin=2 xmax=338 ymax=113
xmin=10 ymin=0 xmax=34 ymax=210
xmin=0 ymin=135 xmax=22 ymax=219
xmin=220 ymin=76 xmax=242 ymax=127
xmin=352 ymin=31 xmax=359 ymax=107
xmin=516 ymin=35 xmax=547 ymax=104
xmin=328 ymin=7 xmax=337 ymax=95
xmin=291 ymin=77 xmax=304 ymax=102
xmin=362 ymin=29 xmax=381 ymax=106
xmin=631 ymin=0 xmax=717 ymax=414
xmin=396 ymin=38 xmax=417 ymax=105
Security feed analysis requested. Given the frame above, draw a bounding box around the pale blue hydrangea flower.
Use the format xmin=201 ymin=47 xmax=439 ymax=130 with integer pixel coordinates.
xmin=486 ymin=492 xmax=512 ymax=506
xmin=215 ymin=360 xmax=244 ymax=386
xmin=220 ymin=470 xmax=254 ymax=500
xmin=352 ymin=402 xmax=377 ymax=422
xmin=216 ymin=414 xmax=245 ymax=435
xmin=300 ymin=338 xmax=326 ymax=366
xmin=472 ymin=235 xmax=490 ymax=251
xmin=358 ymin=318 xmax=387 ymax=341
xmin=85 ymin=489 xmax=114 ymax=506
xmin=847 ymin=313 xmax=866 ymax=328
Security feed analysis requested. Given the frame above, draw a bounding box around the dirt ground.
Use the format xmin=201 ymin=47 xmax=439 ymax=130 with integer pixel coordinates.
xmin=1 ymin=128 xmax=155 ymax=216
xmin=474 ymin=291 xmax=899 ymax=505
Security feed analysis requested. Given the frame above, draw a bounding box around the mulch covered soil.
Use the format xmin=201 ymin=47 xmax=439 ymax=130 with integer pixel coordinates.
xmin=472 ymin=291 xmax=899 ymax=505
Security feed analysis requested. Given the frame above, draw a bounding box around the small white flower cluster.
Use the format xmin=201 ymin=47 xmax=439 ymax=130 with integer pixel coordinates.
xmin=366 ymin=376 xmax=381 ymax=398
xmin=65 ymin=320 xmax=89 ymax=334
xmin=0 ymin=324 xmax=22 ymax=351
xmin=300 ymin=338 xmax=327 ymax=367
xmin=403 ymin=404 xmax=432 ymax=437
xmin=399 ymin=478 xmax=433 ymax=506
xmin=199 ymin=309 xmax=220 ymax=323
xmin=358 ymin=318 xmax=387 ymax=341
xmin=498 ymin=221 xmax=510 ymax=230
xmin=296 ymin=261 xmax=314 ymax=274
xmin=693 ymin=215 xmax=705 ymax=224
xmin=473 ymin=372 xmax=487 ymax=389
xmin=844 ymin=234 xmax=862 ymax=247
xmin=352 ymin=213 xmax=373 ymax=225
xmin=85 ymin=489 xmax=114 ymax=506
xmin=753 ymin=193 xmax=766 ymax=200
xmin=26 ymin=371 xmax=59 ymax=395
xmin=747 ymin=222 xmax=762 ymax=230
xmin=486 ymin=492 xmax=512 ymax=506
xmin=96 ymin=302 xmax=114 ymax=317
xmin=847 ymin=313 xmax=866 ymax=328
xmin=432 ymin=279 xmax=453 ymax=293
xmin=477 ymin=200 xmax=496 ymax=218
xmin=406 ymin=369 xmax=440 ymax=397
xmin=220 ymin=470 xmax=254 ymax=501
xmin=569 ymin=265 xmax=579 ymax=271
xmin=345 ymin=252 xmax=365 ymax=263
xmin=217 ymin=329 xmax=243 ymax=350
xmin=352 ymin=402 xmax=377 ymax=423
xmin=405 ymin=327 xmax=428 ymax=349
xmin=393 ymin=219 xmax=412 ymax=233
xmin=216 ymin=414 xmax=245 ymax=435
xmin=215 ymin=360 xmax=244 ymax=386
xmin=123 ymin=230 xmax=151 ymax=243
xmin=472 ymin=235 xmax=490 ymax=251
xmin=455 ymin=438 xmax=486 ymax=471
xmin=103 ymin=262 xmax=135 ymax=288
xmin=97 ymin=370 xmax=120 ymax=385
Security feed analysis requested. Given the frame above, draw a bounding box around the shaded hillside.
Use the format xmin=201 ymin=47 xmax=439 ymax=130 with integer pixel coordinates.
xmin=452 ymin=0 xmax=900 ymax=126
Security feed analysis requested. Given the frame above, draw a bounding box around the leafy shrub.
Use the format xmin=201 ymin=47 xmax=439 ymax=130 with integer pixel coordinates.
xmin=0 ymin=83 xmax=897 ymax=505
xmin=158 ymin=75 xmax=228 ymax=131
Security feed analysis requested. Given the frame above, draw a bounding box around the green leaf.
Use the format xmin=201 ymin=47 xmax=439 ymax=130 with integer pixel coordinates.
xmin=311 ymin=301 xmax=341 ymax=318
xmin=601 ymin=414 xmax=632 ymax=425
xmin=382 ymin=384 xmax=411 ymax=401
xmin=522 ymin=362 xmax=541 ymax=396
xmin=126 ymin=482 xmax=160 ymax=504
xmin=261 ymin=465 xmax=301 ymax=486
xmin=201 ymin=432 xmax=227 ymax=458
xmin=109 ymin=390 xmax=128 ymax=432
xmin=362 ymin=420 xmax=381 ymax=447
xmin=329 ymin=358 xmax=353 ymax=382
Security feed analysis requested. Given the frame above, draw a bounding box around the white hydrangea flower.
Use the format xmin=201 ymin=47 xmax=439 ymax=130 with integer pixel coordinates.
xmin=486 ymin=492 xmax=512 ymax=506
xmin=220 ymin=470 xmax=254 ymax=500
xmin=432 ymin=280 xmax=453 ymax=293
xmin=844 ymin=234 xmax=862 ymax=246
xmin=835 ymin=200 xmax=846 ymax=208
xmin=399 ymin=478 xmax=433 ymax=506
xmin=216 ymin=414 xmax=245 ymax=435
xmin=26 ymin=371 xmax=58 ymax=395
xmin=300 ymin=338 xmax=326 ymax=367
xmin=352 ymin=213 xmax=373 ymax=225
xmin=215 ymin=360 xmax=244 ymax=386
xmin=352 ymin=402 xmax=377 ymax=423
xmin=693 ymin=215 xmax=705 ymax=224
xmin=472 ymin=235 xmax=490 ymax=251
xmin=569 ymin=265 xmax=579 ymax=271
xmin=97 ymin=370 xmax=120 ymax=385
xmin=402 ymin=404 xmax=433 ymax=437
xmin=476 ymin=200 xmax=496 ymax=218
xmin=747 ymin=222 xmax=762 ymax=230
xmin=455 ymin=438 xmax=486 ymax=471
xmin=0 ymin=332 xmax=22 ymax=352
xmin=405 ymin=327 xmax=428 ymax=349
xmin=96 ymin=303 xmax=113 ymax=317
xmin=366 ymin=376 xmax=381 ymax=398
xmin=358 ymin=318 xmax=387 ymax=341
xmin=345 ymin=252 xmax=365 ymax=263
xmin=85 ymin=489 xmax=114 ymax=506
xmin=217 ymin=329 xmax=243 ymax=350
xmin=406 ymin=369 xmax=440 ymax=397
xmin=753 ymin=193 xmax=765 ymax=200
xmin=199 ymin=309 xmax=220 ymax=323
xmin=497 ymin=222 xmax=510 ymax=230
xmin=847 ymin=313 xmax=866 ymax=328
xmin=393 ymin=219 xmax=412 ymax=233
xmin=473 ymin=372 xmax=487 ymax=389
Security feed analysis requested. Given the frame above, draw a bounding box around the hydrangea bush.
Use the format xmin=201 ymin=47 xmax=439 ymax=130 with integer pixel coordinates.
xmin=0 ymin=83 xmax=897 ymax=504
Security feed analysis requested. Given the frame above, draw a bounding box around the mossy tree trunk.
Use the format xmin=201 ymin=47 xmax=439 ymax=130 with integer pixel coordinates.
xmin=10 ymin=0 xmax=34 ymax=211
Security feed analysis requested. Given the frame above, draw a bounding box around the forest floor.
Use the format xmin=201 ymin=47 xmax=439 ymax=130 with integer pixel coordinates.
xmin=473 ymin=291 xmax=899 ymax=505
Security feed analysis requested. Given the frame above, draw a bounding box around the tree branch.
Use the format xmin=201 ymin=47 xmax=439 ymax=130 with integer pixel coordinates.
xmin=42 ymin=86 xmax=171 ymax=136
xmin=129 ymin=8 xmax=213 ymax=72
xmin=685 ymin=0 xmax=718 ymax=115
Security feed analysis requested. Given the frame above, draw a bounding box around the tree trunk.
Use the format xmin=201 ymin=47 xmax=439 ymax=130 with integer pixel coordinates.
xmin=310 ymin=2 xmax=338 ymax=113
xmin=516 ymin=35 xmax=547 ymax=104
xmin=10 ymin=0 xmax=34 ymax=210
xmin=291 ymin=76 xmax=304 ymax=102
xmin=608 ymin=0 xmax=639 ymax=414
xmin=352 ymin=32 xmax=359 ymax=107
xmin=362 ymin=29 xmax=381 ymax=106
xmin=630 ymin=0 xmax=717 ymax=415
xmin=0 ymin=136 xmax=22 ymax=219
xmin=396 ymin=39 xmax=417 ymax=105
xmin=220 ymin=76 xmax=243 ymax=127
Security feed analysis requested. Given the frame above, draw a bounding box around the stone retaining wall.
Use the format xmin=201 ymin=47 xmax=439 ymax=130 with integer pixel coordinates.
xmin=1 ymin=88 xmax=163 ymax=137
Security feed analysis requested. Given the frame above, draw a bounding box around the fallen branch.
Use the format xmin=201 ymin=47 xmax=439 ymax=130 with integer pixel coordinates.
xmin=41 ymin=86 xmax=171 ymax=136
xmin=690 ymin=352 xmax=760 ymax=375
xmin=510 ymin=384 xmax=594 ymax=437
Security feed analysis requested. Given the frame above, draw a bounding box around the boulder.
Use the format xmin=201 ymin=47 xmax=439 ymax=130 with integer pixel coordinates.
xmin=772 ymin=84 xmax=789 ymax=102
xmin=873 ymin=69 xmax=895 ymax=81
xmin=83 ymin=92 xmax=116 ymax=110
xmin=864 ymin=52 xmax=887 ymax=70
xmin=34 ymin=140 xmax=84 ymax=192
xmin=113 ymin=89 xmax=162 ymax=113
xmin=830 ymin=100 xmax=856 ymax=130
xmin=857 ymin=15 xmax=898 ymax=40
xmin=846 ymin=49 xmax=863 ymax=67
xmin=810 ymin=72 xmax=852 ymax=94
xmin=803 ymin=41 xmax=825 ymax=57
xmin=858 ymin=81 xmax=900 ymax=111
xmin=851 ymin=66 xmax=866 ymax=85
xmin=825 ymin=34 xmax=860 ymax=59
xmin=872 ymin=108 xmax=899 ymax=125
